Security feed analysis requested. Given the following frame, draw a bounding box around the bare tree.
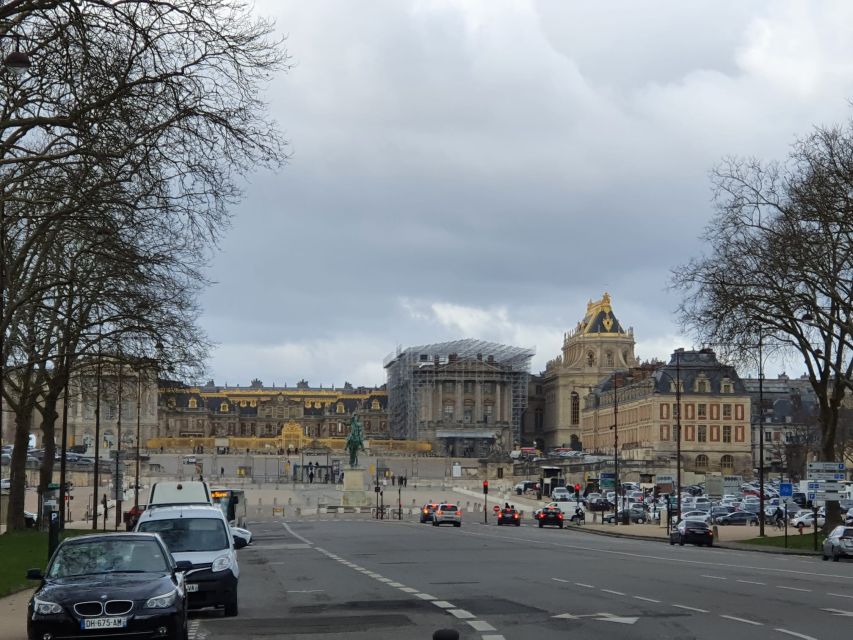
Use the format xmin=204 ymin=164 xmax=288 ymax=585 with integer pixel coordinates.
xmin=672 ymin=118 xmax=853 ymax=528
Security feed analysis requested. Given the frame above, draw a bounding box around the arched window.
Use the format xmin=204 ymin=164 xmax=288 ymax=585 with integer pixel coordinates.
xmin=220 ymin=402 xmax=229 ymax=413
xmin=571 ymin=392 xmax=580 ymax=425
xmin=371 ymin=399 xmax=380 ymax=410
xmin=605 ymin=351 xmax=614 ymax=367
xmin=720 ymin=454 xmax=734 ymax=471
xmin=695 ymin=454 xmax=708 ymax=469
xmin=188 ymin=398 xmax=197 ymax=409
xmin=586 ymin=351 xmax=595 ymax=367
xmin=336 ymin=402 xmax=345 ymax=414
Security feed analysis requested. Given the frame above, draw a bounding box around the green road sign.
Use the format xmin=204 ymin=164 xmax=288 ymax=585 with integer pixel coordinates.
xmin=47 ymin=483 xmax=60 ymax=490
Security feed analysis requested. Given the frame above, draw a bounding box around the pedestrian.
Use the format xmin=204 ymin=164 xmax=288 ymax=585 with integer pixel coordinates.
xmin=220 ymin=466 xmax=224 ymax=478
xmin=391 ymin=474 xmax=396 ymax=486
xmin=309 ymin=470 xmax=315 ymax=484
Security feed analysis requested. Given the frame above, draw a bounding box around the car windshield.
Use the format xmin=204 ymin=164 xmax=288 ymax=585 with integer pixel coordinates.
xmin=139 ymin=517 xmax=229 ymax=552
xmin=842 ymin=529 xmax=853 ymax=538
xmin=48 ymin=538 xmax=169 ymax=578
xmin=440 ymin=505 xmax=457 ymax=511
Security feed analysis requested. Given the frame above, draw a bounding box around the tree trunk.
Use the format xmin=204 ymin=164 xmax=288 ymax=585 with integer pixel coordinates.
xmin=38 ymin=394 xmax=59 ymax=497
xmin=6 ymin=405 xmax=35 ymax=531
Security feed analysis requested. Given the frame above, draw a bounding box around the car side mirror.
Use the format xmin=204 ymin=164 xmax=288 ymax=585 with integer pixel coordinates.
xmin=175 ymin=561 xmax=193 ymax=573
xmin=233 ymin=536 xmax=247 ymax=549
xmin=26 ymin=568 xmax=44 ymax=581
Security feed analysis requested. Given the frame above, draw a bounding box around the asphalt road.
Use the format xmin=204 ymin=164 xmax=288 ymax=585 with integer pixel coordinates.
xmin=194 ymin=516 xmax=853 ymax=640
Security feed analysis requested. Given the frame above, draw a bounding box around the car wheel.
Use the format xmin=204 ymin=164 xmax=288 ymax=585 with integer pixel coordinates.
xmin=833 ymin=552 xmax=841 ymax=562
xmin=224 ymin=595 xmax=238 ymax=617
xmin=637 ymin=519 xmax=644 ymax=524
xmin=670 ymin=538 xmax=675 ymax=545
xmin=823 ymin=554 xmax=829 ymax=561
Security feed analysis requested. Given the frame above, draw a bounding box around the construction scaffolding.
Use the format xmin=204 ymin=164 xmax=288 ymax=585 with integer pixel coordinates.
xmin=384 ymin=339 xmax=535 ymax=447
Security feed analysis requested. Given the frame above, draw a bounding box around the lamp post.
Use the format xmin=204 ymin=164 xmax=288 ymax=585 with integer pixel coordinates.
xmin=609 ymin=372 xmax=620 ymax=525
xmin=134 ymin=364 xmax=141 ymax=509
xmin=92 ymin=344 xmax=102 ymax=529
xmin=757 ymin=333 xmax=766 ymax=537
xmin=0 ymin=38 xmax=31 ymax=531
xmin=656 ymin=349 xmax=683 ymax=526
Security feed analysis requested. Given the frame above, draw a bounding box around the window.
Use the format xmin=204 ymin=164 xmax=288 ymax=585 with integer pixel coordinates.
xmin=571 ymin=392 xmax=580 ymax=425
xmin=660 ymin=404 xmax=669 ymax=419
xmin=695 ymin=454 xmax=708 ymax=469
xmin=735 ymin=425 xmax=745 ymax=442
xmin=464 ymin=381 xmax=474 ymax=393
xmin=698 ymin=425 xmax=707 ymax=443
xmin=444 ymin=381 xmax=455 ymax=393
xmin=484 ymin=404 xmax=493 ymax=423
xmin=188 ymin=398 xmax=197 ymax=409
xmin=371 ymin=399 xmax=380 ymax=411
xmin=463 ymin=409 xmax=472 ymax=424
xmin=721 ymin=455 xmax=734 ymax=471
xmin=765 ymin=430 xmax=772 ymax=441
xmin=586 ymin=351 xmax=595 ymax=366
xmin=337 ymin=402 xmax=345 ymax=414
xmin=722 ymin=425 xmax=732 ymax=443
xmin=697 ymin=380 xmax=709 ymax=392
xmin=605 ymin=351 xmax=614 ymax=367
xmin=698 ymin=404 xmax=707 ymax=418
xmin=672 ymin=403 xmax=680 ymax=419
xmin=220 ymin=402 xmax=229 ymax=413
xmin=660 ymin=425 xmax=670 ymax=441
xmin=722 ymin=382 xmax=732 ymax=393
xmin=722 ymin=404 xmax=732 ymax=419
xmin=443 ymin=404 xmax=454 ymax=420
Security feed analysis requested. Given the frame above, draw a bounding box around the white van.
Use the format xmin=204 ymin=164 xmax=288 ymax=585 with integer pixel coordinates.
xmin=148 ymin=480 xmax=211 ymax=506
xmin=136 ymin=504 xmax=242 ymax=616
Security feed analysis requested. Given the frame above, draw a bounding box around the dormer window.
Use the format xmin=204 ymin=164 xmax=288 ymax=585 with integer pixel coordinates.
xmin=220 ymin=402 xmax=229 ymax=413
xmin=336 ymin=402 xmax=345 ymax=414
xmin=371 ymin=399 xmax=380 ymax=411
xmin=188 ymin=398 xmax=197 ymax=409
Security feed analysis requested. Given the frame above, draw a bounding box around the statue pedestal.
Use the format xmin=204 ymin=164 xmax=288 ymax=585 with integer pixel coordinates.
xmin=341 ymin=466 xmax=372 ymax=507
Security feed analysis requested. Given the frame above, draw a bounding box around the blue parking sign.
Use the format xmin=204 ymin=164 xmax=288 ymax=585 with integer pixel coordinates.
xmin=779 ymin=482 xmax=793 ymax=497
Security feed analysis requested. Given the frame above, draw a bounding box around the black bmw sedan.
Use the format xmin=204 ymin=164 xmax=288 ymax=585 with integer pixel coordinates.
xmin=26 ymin=533 xmax=189 ymax=640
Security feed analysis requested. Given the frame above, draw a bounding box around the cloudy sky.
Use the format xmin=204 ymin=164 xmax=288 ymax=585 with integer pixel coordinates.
xmin=198 ymin=0 xmax=853 ymax=388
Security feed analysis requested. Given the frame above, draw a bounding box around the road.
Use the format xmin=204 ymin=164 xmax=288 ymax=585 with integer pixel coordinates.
xmin=192 ymin=514 xmax=853 ymax=640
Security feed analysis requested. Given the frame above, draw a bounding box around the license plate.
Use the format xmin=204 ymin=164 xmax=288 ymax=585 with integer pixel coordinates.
xmin=81 ymin=618 xmax=126 ymax=630
xmin=186 ymin=583 xmax=199 ymax=592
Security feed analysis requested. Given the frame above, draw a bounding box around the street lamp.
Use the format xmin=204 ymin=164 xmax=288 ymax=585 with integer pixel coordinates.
xmin=655 ymin=350 xmax=683 ymax=525
xmin=0 ymin=38 xmax=32 ymax=531
xmin=608 ymin=372 xmax=621 ymax=525
xmin=757 ymin=332 xmax=766 ymax=537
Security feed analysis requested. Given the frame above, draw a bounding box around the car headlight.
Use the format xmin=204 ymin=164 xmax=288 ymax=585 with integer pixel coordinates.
xmin=211 ymin=554 xmax=232 ymax=572
xmin=33 ymin=597 xmax=63 ymax=615
xmin=145 ymin=589 xmax=177 ymax=609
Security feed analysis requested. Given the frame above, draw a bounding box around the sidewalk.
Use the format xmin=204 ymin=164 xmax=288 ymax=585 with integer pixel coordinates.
xmin=0 ymin=589 xmax=31 ymax=640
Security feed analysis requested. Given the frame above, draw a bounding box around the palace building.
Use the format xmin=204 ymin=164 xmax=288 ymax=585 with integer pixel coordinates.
xmin=538 ymin=293 xmax=639 ymax=449
xmin=156 ymin=379 xmax=389 ymax=444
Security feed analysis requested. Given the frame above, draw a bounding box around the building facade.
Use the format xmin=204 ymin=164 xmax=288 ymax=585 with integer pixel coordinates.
xmin=156 ymin=379 xmax=388 ymax=444
xmin=581 ymin=349 xmax=754 ymax=478
xmin=539 ymin=293 xmax=638 ymax=449
xmin=385 ymin=339 xmax=534 ymax=456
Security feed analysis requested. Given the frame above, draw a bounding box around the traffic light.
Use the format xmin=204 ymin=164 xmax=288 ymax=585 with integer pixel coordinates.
xmin=574 ymin=483 xmax=581 ymax=493
xmin=482 ymin=480 xmax=489 ymax=495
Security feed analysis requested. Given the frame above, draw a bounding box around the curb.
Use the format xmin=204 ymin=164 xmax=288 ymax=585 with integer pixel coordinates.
xmin=564 ymin=524 xmax=822 ymax=556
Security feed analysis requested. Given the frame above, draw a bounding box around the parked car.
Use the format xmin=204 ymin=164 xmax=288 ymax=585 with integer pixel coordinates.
xmin=603 ymin=508 xmax=647 ymax=524
xmin=710 ymin=505 xmax=735 ymax=520
xmin=26 ymin=533 xmax=189 ymax=640
xmin=823 ymin=526 xmax=853 ymax=561
xmin=680 ymin=510 xmax=712 ymax=524
xmin=716 ymin=511 xmax=759 ymax=526
xmin=792 ymin=512 xmax=825 ymax=530
xmin=432 ymin=503 xmax=462 ymax=527
xmin=514 ymin=481 xmax=538 ymax=496
xmin=670 ymin=519 xmax=714 ymax=546
xmin=551 ymin=487 xmax=571 ymax=502
xmin=497 ymin=508 xmax=521 ymax=526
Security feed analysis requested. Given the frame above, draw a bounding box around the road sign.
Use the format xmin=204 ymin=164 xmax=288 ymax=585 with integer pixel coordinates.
xmin=493 ymin=505 xmax=500 ymax=514
xmin=807 ymin=462 xmax=846 ymax=481
xmin=47 ymin=483 xmax=60 ymax=490
xmin=779 ymin=483 xmax=793 ymax=497
xmin=656 ymin=475 xmax=674 ymax=484
xmin=601 ymin=472 xmax=615 ymax=490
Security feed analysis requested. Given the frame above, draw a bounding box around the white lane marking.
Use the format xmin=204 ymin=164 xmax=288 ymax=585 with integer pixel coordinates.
xmin=720 ymin=615 xmax=763 ymax=626
xmin=432 ymin=601 xmax=455 ymax=609
xmin=776 ymin=629 xmax=818 ymax=640
xmin=673 ymin=604 xmax=709 ymax=613
xmin=701 ymin=575 xmax=727 ymax=580
xmin=575 ymin=583 xmax=595 ymax=588
xmin=777 ymin=586 xmax=811 ymax=592
xmin=399 ymin=587 xmax=419 ymax=593
xmin=828 ymin=592 xmax=853 ymax=598
xmin=377 ymin=577 xmax=393 ymax=583
xmin=737 ymin=580 xmax=766 ymax=585
xmin=467 ymin=620 xmax=496 ymax=631
xmin=281 ymin=522 xmax=314 ymax=546
xmin=388 ymin=581 xmax=404 ymax=587
xmin=634 ymin=596 xmax=661 ymax=603
xmin=551 ymin=578 xmax=569 ymax=583
xmin=601 ymin=589 xmax=626 ymax=595
xmin=482 ymin=636 xmax=506 ymax=640
xmin=416 ymin=593 xmax=436 ymax=600
xmin=451 ymin=526 xmax=853 ymax=581
xmin=821 ymin=608 xmax=853 ymax=616
xmin=286 ymin=589 xmax=323 ymax=593
xmin=449 ymin=609 xmax=475 ymax=619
